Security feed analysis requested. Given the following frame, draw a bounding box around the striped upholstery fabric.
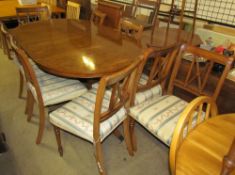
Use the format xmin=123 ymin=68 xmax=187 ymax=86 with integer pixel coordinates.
xmin=49 ymin=88 xmax=126 ymax=142
xmin=129 ymin=95 xmax=188 ymax=146
xmin=135 ymin=73 xmax=162 ymax=105
xmin=28 ymin=68 xmax=87 ymax=106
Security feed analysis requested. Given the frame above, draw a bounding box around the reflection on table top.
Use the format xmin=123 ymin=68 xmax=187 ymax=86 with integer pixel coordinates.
xmin=0 ymin=0 xmax=64 ymax=19
xmin=10 ymin=19 xmax=142 ymax=78
xmin=148 ymin=27 xmax=202 ymax=48
xmin=176 ymin=114 xmax=235 ymax=175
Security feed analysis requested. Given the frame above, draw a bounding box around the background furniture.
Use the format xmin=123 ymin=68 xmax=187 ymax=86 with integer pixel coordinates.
xmin=0 ymin=0 xmax=64 ymax=20
xmin=97 ymin=1 xmax=124 ymax=28
xmin=16 ymin=6 xmax=50 ymax=25
xmin=91 ymin=9 xmax=106 ymax=25
xmin=169 ymin=96 xmax=218 ymax=175
xmin=66 ymin=1 xmax=80 ymax=20
xmin=9 ymin=19 xmax=142 ymax=79
xmin=175 ymin=113 xmax=235 ymax=175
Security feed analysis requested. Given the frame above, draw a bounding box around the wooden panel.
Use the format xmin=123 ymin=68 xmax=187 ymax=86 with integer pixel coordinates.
xmin=98 ymin=1 xmax=124 ymax=28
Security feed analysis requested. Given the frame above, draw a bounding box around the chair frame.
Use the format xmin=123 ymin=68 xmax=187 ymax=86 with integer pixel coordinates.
xmin=169 ymin=96 xmax=218 ymax=175
xmin=66 ymin=1 xmax=80 ymax=20
xmin=91 ymin=9 xmax=106 ymax=25
xmin=52 ymin=58 xmax=142 ymax=175
xmin=16 ymin=6 xmax=50 ymax=25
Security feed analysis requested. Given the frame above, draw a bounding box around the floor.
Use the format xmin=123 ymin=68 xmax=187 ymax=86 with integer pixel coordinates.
xmin=0 ymin=48 xmax=170 ymax=175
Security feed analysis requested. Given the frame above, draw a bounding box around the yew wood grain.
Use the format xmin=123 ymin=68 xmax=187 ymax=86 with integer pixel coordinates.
xmin=10 ymin=19 xmax=142 ymax=78
xmin=176 ymin=114 xmax=235 ymax=175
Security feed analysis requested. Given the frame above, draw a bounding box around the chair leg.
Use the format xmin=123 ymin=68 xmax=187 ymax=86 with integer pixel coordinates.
xmin=123 ymin=117 xmax=134 ymax=156
xmin=53 ymin=125 xmax=63 ymax=156
xmin=94 ymin=141 xmax=106 ymax=175
xmin=18 ymin=71 xmax=24 ymax=99
xmin=129 ymin=117 xmax=137 ymax=152
xmin=26 ymin=91 xmax=34 ymax=122
xmin=36 ymin=104 xmax=46 ymax=144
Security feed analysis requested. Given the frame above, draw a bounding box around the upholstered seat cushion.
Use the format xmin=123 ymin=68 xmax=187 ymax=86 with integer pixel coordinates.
xmin=27 ymin=61 xmax=87 ymax=106
xmin=129 ymin=95 xmax=188 ymax=146
xmin=49 ymin=88 xmax=126 ymax=143
xmin=135 ymin=73 xmax=162 ymax=105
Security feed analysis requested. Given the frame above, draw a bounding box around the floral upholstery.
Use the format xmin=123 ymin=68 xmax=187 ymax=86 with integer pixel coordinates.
xmin=49 ymin=88 xmax=126 ymax=143
xmin=135 ymin=74 xmax=162 ymax=105
xmin=129 ymin=95 xmax=188 ymax=146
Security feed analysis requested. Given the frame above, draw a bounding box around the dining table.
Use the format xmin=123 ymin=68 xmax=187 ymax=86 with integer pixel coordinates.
xmin=176 ymin=114 xmax=235 ymax=175
xmin=9 ymin=19 xmax=143 ymax=79
xmin=0 ymin=0 xmax=65 ymax=20
xmin=148 ymin=27 xmax=202 ymax=48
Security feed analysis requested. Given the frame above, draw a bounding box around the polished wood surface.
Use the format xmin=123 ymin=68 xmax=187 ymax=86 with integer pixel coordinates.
xmin=0 ymin=0 xmax=64 ymax=19
xmin=149 ymin=27 xmax=202 ymax=48
xmin=97 ymin=1 xmax=124 ymax=28
xmin=176 ymin=114 xmax=235 ymax=175
xmin=9 ymin=19 xmax=142 ymax=78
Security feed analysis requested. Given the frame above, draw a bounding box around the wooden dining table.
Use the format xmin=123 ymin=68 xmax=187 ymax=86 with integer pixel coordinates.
xmin=9 ymin=19 xmax=143 ymax=78
xmin=148 ymin=27 xmax=202 ymax=48
xmin=176 ymin=114 xmax=235 ymax=175
xmin=0 ymin=0 xmax=65 ymax=20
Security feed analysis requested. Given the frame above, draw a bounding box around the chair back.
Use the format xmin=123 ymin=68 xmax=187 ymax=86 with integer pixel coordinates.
xmin=137 ymin=44 xmax=179 ymax=93
xmin=131 ymin=0 xmax=161 ymax=29
xmin=91 ymin=9 xmax=106 ymax=25
xmin=169 ymin=96 xmax=218 ymax=175
xmin=120 ymin=19 xmax=143 ymax=46
xmin=10 ymin=36 xmax=44 ymax=107
xmin=16 ymin=6 xmax=50 ymax=25
xmin=167 ymin=44 xmax=234 ymax=101
xmin=0 ymin=22 xmax=12 ymax=59
xmin=93 ymin=58 xmax=141 ymax=139
xmin=66 ymin=1 xmax=80 ymax=20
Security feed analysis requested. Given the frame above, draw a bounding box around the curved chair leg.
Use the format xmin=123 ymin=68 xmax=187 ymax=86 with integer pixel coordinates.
xmin=53 ymin=125 xmax=63 ymax=156
xmin=18 ymin=71 xmax=24 ymax=99
xmin=94 ymin=141 xmax=106 ymax=175
xmin=36 ymin=104 xmax=46 ymax=144
xmin=129 ymin=117 xmax=137 ymax=152
xmin=26 ymin=91 xmax=34 ymax=122
xmin=123 ymin=117 xmax=134 ymax=156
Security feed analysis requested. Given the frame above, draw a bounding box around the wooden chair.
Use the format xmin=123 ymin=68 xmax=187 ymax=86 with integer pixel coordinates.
xmin=49 ymin=58 xmax=142 ymax=175
xmin=169 ymin=96 xmax=218 ymax=175
xmin=10 ymin=38 xmax=88 ymax=144
xmin=66 ymin=1 xmax=80 ymax=20
xmin=91 ymin=9 xmax=106 ymax=25
xmin=221 ymin=138 xmax=235 ymax=175
xmin=123 ymin=0 xmax=161 ymax=30
xmin=134 ymin=44 xmax=179 ymax=106
xmin=120 ymin=19 xmax=144 ymax=47
xmin=128 ymin=44 xmax=233 ymax=152
xmin=16 ymin=6 xmax=50 ymax=25
xmin=1 ymin=22 xmax=25 ymax=99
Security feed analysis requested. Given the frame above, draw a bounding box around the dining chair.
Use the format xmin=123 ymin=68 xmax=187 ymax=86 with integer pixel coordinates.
xmin=49 ymin=58 xmax=142 ymax=175
xmin=169 ymin=96 xmax=218 ymax=175
xmin=66 ymin=1 xmax=80 ymax=20
xmin=1 ymin=22 xmax=26 ymax=99
xmin=91 ymin=9 xmax=106 ymax=25
xmin=120 ymin=19 xmax=144 ymax=47
xmin=10 ymin=37 xmax=88 ymax=144
xmin=128 ymin=44 xmax=233 ymax=152
xmin=134 ymin=44 xmax=179 ymax=106
xmin=123 ymin=0 xmax=161 ymax=30
xmin=16 ymin=6 xmax=50 ymax=25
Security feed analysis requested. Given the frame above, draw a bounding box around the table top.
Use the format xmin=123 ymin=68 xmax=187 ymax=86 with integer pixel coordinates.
xmin=0 ymin=0 xmax=65 ymax=19
xmin=10 ymin=19 xmax=142 ymax=78
xmin=148 ymin=27 xmax=202 ymax=48
xmin=176 ymin=114 xmax=235 ymax=175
